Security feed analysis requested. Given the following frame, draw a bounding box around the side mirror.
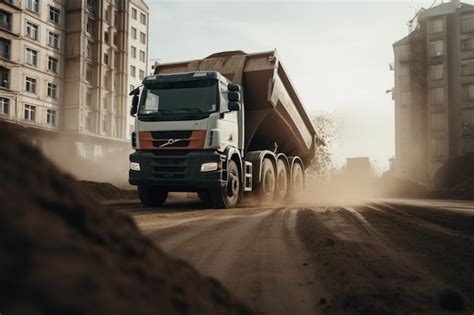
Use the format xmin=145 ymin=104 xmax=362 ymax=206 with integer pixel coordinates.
xmin=129 ymin=87 xmax=140 ymax=96
xmin=228 ymin=102 xmax=241 ymax=111
xmin=228 ymin=91 xmax=240 ymax=102
xmin=228 ymin=83 xmax=241 ymax=92
xmin=130 ymin=95 xmax=139 ymax=116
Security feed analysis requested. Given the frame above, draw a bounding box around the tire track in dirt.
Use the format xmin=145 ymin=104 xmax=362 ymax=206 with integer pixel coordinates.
xmin=137 ymin=207 xmax=321 ymax=315
xmin=295 ymin=206 xmax=455 ymax=314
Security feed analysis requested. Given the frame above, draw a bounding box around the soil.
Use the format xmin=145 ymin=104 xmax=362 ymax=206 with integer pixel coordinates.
xmin=78 ymin=180 xmax=138 ymax=200
xmin=432 ymin=154 xmax=474 ymax=200
xmin=0 ymin=122 xmax=252 ymax=315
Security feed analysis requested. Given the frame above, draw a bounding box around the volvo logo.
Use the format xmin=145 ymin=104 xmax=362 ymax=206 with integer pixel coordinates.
xmin=159 ymin=138 xmax=184 ymax=148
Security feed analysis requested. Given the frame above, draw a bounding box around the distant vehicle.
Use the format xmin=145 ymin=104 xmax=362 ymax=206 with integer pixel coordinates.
xmin=128 ymin=50 xmax=320 ymax=208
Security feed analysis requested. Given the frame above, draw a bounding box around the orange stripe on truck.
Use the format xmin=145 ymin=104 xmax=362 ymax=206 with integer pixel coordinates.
xmin=138 ymin=130 xmax=206 ymax=150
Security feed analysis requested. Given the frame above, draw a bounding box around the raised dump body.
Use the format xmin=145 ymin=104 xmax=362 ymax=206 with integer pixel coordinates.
xmin=154 ymin=50 xmax=319 ymax=165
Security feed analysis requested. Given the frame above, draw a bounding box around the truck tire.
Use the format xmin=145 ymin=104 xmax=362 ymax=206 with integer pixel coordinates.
xmin=209 ymin=160 xmax=240 ymax=208
xmin=138 ymin=185 xmax=168 ymax=207
xmin=275 ymin=159 xmax=288 ymax=202
xmin=289 ymin=162 xmax=304 ymax=200
xmin=258 ymin=158 xmax=276 ymax=204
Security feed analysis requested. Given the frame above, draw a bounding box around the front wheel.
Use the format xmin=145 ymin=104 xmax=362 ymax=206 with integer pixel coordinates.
xmin=138 ymin=185 xmax=168 ymax=207
xmin=209 ymin=160 xmax=241 ymax=208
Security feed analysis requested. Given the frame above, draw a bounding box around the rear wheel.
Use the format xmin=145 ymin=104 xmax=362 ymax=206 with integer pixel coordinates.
xmin=138 ymin=185 xmax=168 ymax=207
xmin=289 ymin=162 xmax=304 ymax=200
xmin=209 ymin=160 xmax=240 ymax=208
xmin=258 ymin=158 xmax=276 ymax=204
xmin=275 ymin=159 xmax=288 ymax=202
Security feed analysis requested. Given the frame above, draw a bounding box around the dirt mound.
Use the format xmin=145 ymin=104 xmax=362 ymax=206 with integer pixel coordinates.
xmin=78 ymin=180 xmax=138 ymax=200
xmin=0 ymin=122 xmax=251 ymax=315
xmin=433 ymin=154 xmax=474 ymax=199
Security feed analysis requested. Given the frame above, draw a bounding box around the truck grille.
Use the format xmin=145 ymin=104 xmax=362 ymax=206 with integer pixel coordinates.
xmin=150 ymin=151 xmax=189 ymax=179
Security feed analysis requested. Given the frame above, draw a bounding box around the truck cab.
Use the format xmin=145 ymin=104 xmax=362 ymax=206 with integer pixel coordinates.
xmin=129 ymin=71 xmax=248 ymax=208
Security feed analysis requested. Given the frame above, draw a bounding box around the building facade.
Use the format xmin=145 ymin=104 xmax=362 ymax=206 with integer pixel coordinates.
xmin=0 ymin=0 xmax=149 ymax=162
xmin=393 ymin=1 xmax=474 ymax=182
xmin=127 ymin=0 xmax=148 ymax=139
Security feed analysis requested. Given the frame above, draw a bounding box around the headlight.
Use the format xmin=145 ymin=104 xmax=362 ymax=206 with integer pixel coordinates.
xmin=200 ymin=162 xmax=221 ymax=172
xmin=130 ymin=162 xmax=141 ymax=171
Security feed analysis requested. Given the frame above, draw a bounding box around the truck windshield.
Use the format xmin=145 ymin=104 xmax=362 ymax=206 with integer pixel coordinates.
xmin=139 ymin=79 xmax=218 ymax=116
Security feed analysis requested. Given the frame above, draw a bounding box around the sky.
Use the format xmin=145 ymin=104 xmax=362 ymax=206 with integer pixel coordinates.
xmin=145 ymin=0 xmax=465 ymax=170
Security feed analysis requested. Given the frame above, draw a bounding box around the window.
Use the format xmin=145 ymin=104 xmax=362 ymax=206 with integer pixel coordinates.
xmin=140 ymin=13 xmax=146 ymax=25
xmin=47 ymin=109 xmax=57 ymax=126
xmin=140 ymin=32 xmax=146 ymax=44
xmin=140 ymin=50 xmax=145 ymax=62
xmin=0 ymin=97 xmax=9 ymax=115
xmin=0 ymin=38 xmax=11 ymax=59
xmin=26 ymin=0 xmax=40 ymax=12
xmin=132 ymin=8 xmax=137 ymax=20
xmin=461 ymin=14 xmax=474 ymax=33
xmin=87 ymin=19 xmax=94 ymax=34
xmin=47 ymin=83 xmax=57 ymax=98
xmin=462 ymin=109 xmax=474 ymax=130
xmin=130 ymin=65 xmax=136 ymax=77
xmin=131 ymin=46 xmax=136 ymax=58
xmin=25 ymin=77 xmax=37 ymax=94
xmin=104 ymin=53 xmax=109 ymax=65
xmin=430 ymin=87 xmax=444 ymax=106
xmin=26 ymin=21 xmax=39 ymax=40
xmin=463 ymin=135 xmax=474 ymax=154
xmin=431 ymin=113 xmax=446 ymax=130
xmin=463 ymin=84 xmax=474 ymax=101
xmin=48 ymin=56 xmax=58 ymax=73
xmin=104 ymin=31 xmax=109 ymax=43
xmin=139 ymin=69 xmax=144 ymax=80
xmin=0 ymin=10 xmax=12 ymax=31
xmin=49 ymin=6 xmax=60 ymax=24
xmin=461 ymin=60 xmax=474 ymax=76
xmin=429 ymin=40 xmax=444 ymax=57
xmin=87 ymin=0 xmax=96 ymax=11
xmin=24 ymin=104 xmax=36 ymax=121
xmin=25 ymin=48 xmax=38 ymax=66
xmin=131 ymin=27 xmax=137 ymax=40
xmin=87 ymin=41 xmax=93 ymax=58
xmin=428 ymin=19 xmax=443 ymax=33
xmin=0 ymin=66 xmax=9 ymax=88
xmin=48 ymin=32 xmax=60 ymax=49
xmin=429 ymin=64 xmax=444 ymax=80
xmin=461 ymin=38 xmax=474 ymax=52
xmin=431 ymin=138 xmax=448 ymax=158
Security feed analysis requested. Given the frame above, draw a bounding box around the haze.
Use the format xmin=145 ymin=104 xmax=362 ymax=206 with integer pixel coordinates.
xmin=147 ymin=0 xmax=451 ymax=170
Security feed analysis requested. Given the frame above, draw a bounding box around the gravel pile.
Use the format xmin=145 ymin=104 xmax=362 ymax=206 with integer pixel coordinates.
xmin=433 ymin=154 xmax=474 ymax=200
xmin=78 ymin=180 xmax=138 ymax=200
xmin=0 ymin=122 xmax=251 ymax=315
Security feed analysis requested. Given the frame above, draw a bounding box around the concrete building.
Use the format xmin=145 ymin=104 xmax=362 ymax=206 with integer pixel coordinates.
xmin=393 ymin=1 xmax=474 ymax=182
xmin=127 ymin=0 xmax=148 ymax=139
xmin=0 ymin=0 xmax=149 ymax=163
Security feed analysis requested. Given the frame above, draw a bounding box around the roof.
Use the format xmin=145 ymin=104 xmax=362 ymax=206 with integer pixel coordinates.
xmin=393 ymin=34 xmax=410 ymax=47
xmin=418 ymin=1 xmax=473 ymax=19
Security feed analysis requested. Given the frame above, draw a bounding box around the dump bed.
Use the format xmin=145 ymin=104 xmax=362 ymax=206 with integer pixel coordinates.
xmin=154 ymin=50 xmax=319 ymax=165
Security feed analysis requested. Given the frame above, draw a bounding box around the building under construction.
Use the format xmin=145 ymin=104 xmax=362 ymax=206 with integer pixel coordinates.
xmin=393 ymin=1 xmax=474 ymax=183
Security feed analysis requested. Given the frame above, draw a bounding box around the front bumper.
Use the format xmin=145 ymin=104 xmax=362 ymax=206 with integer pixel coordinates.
xmin=129 ymin=150 xmax=226 ymax=191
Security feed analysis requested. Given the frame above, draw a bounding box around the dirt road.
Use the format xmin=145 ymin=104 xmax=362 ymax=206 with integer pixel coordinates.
xmin=109 ymin=198 xmax=474 ymax=314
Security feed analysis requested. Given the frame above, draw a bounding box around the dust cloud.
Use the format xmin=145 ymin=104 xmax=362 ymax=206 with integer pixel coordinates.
xmin=38 ymin=134 xmax=132 ymax=188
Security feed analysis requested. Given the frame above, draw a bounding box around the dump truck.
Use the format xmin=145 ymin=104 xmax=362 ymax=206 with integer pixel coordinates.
xmin=129 ymin=50 xmax=320 ymax=208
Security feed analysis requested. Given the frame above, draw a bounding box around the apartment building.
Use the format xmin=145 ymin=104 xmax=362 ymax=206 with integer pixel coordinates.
xmin=127 ymin=0 xmax=148 ymax=139
xmin=392 ymin=1 xmax=474 ymax=182
xmin=0 ymin=0 xmax=149 ymax=161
